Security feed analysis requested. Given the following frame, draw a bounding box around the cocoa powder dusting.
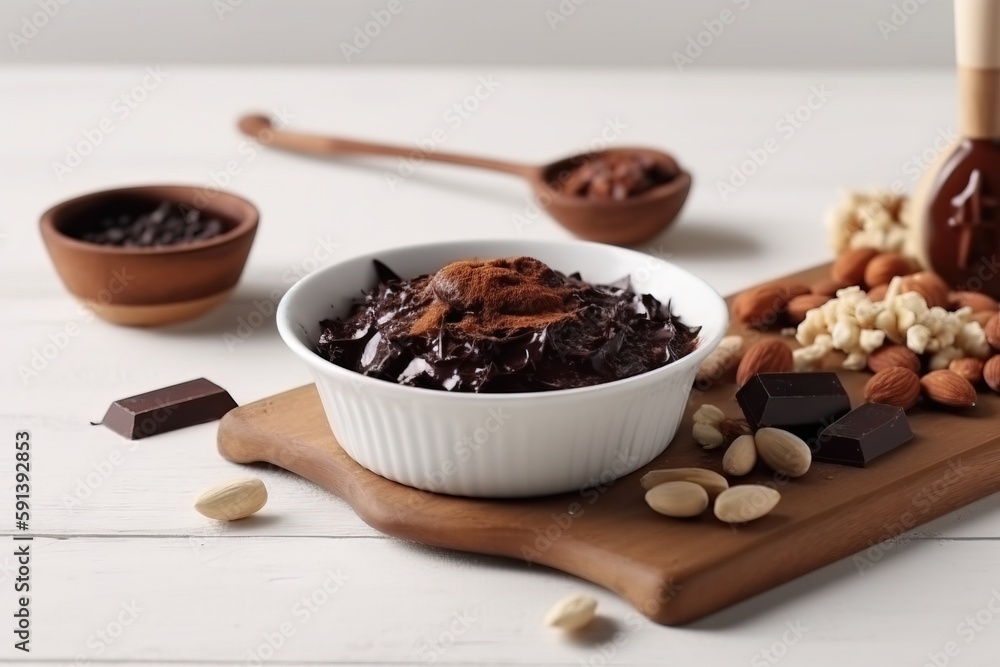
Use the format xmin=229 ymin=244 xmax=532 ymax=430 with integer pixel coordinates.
xmin=411 ymin=257 xmax=577 ymax=336
xmin=316 ymin=256 xmax=700 ymax=393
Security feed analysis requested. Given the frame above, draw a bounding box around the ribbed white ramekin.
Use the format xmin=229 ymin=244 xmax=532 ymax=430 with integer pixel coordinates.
xmin=277 ymin=239 xmax=728 ymax=498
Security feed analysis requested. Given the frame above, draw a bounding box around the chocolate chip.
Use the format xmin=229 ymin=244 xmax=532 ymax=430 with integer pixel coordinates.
xmin=70 ymin=200 xmax=228 ymax=248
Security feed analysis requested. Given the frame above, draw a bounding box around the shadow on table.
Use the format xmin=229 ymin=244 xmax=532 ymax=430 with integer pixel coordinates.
xmin=640 ymin=218 xmax=763 ymax=259
xmin=391 ymin=540 xmax=623 ymax=647
xmin=273 ymin=151 xmax=528 ymax=209
xmin=390 ymin=489 xmax=1000 ymax=632
xmin=148 ymin=285 xmax=286 ymax=344
xmin=690 ymin=490 xmax=1000 ymax=630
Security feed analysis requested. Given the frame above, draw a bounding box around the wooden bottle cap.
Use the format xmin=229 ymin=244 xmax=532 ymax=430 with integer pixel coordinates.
xmin=956 ymin=0 xmax=1000 ymax=137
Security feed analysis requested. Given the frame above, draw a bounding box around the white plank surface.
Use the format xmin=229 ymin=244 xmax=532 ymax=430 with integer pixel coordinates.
xmin=2 ymin=66 xmax=998 ymax=664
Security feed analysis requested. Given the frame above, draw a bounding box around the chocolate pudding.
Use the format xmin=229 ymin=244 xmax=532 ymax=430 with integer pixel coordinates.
xmin=315 ymin=256 xmax=699 ymax=393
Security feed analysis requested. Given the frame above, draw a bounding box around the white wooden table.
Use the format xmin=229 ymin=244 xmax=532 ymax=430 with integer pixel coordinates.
xmin=3 ymin=65 xmax=1000 ymax=666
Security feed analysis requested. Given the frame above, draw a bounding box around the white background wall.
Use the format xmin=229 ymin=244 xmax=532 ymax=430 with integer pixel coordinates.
xmin=2 ymin=0 xmax=955 ymax=67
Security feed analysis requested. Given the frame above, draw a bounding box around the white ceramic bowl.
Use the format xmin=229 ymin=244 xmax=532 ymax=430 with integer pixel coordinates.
xmin=277 ymin=239 xmax=728 ymax=498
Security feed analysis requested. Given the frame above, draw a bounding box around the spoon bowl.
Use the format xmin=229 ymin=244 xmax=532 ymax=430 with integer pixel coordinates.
xmin=535 ymin=147 xmax=692 ymax=245
xmin=238 ymin=114 xmax=691 ymax=246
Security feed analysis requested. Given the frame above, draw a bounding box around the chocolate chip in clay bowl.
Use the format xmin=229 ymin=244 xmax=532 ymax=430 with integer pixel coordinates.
xmin=239 ymin=115 xmax=691 ymax=246
xmin=40 ymin=185 xmax=259 ymax=326
xmin=276 ymin=239 xmax=728 ymax=498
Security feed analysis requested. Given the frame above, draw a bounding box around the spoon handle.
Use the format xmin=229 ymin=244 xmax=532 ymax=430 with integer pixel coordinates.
xmin=238 ymin=114 xmax=538 ymax=180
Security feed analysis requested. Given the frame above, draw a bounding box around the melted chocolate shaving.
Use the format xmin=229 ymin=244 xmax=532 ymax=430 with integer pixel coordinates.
xmin=315 ymin=256 xmax=700 ymax=393
xmin=373 ymin=259 xmax=401 ymax=284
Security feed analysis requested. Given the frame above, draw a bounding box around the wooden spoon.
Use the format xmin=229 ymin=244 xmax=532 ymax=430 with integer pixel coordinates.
xmin=238 ymin=114 xmax=692 ymax=246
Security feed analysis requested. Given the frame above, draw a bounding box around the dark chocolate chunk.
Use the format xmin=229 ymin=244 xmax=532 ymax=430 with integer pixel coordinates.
xmin=372 ymin=259 xmax=401 ymax=284
xmin=736 ymin=372 xmax=851 ymax=436
xmin=96 ymin=378 xmax=237 ymax=439
xmin=814 ymin=402 xmax=913 ymax=467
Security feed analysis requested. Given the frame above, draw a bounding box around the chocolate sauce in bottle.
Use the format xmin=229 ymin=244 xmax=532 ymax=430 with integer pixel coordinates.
xmin=925 ymin=0 xmax=1000 ymax=296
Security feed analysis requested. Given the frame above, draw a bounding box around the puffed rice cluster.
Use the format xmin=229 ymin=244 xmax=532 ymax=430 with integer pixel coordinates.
xmin=826 ymin=188 xmax=908 ymax=255
xmin=795 ymin=276 xmax=991 ymax=371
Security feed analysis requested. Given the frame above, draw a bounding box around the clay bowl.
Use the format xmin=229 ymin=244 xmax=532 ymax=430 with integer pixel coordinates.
xmin=40 ymin=185 xmax=259 ymax=326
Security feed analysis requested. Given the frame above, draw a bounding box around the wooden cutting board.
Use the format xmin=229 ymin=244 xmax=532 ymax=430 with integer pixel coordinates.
xmin=217 ymin=264 xmax=1000 ymax=625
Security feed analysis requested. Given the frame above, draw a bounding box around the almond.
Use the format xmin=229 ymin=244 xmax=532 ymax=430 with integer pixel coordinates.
xmin=695 ymin=335 xmax=744 ymax=386
xmin=898 ymin=272 xmax=950 ymax=309
xmin=754 ymin=428 xmax=812 ymax=477
xmin=639 ymin=468 xmax=729 ymax=497
xmin=972 ymin=310 xmax=997 ymax=328
xmin=867 ymin=283 xmax=889 ymax=302
xmin=863 ymin=367 xmax=921 ymax=410
xmin=194 ymin=477 xmax=268 ymax=521
xmin=693 ymin=422 xmax=725 ymax=449
xmin=920 ymin=369 xmax=977 ymax=408
xmin=831 ymin=247 xmax=880 ymax=286
xmin=867 ymin=344 xmax=921 ymax=374
xmin=722 ymin=434 xmax=757 ymax=477
xmin=644 ymin=481 xmax=709 ymax=518
xmin=736 ymin=340 xmax=793 ymax=386
xmin=811 ymin=277 xmax=849 ymax=297
xmin=984 ymin=355 xmax=1000 ymax=392
xmin=714 ymin=485 xmax=781 ymax=524
xmin=986 ymin=313 xmax=1000 ymax=350
xmin=732 ymin=283 xmax=809 ymax=328
xmin=949 ymin=291 xmax=999 ymax=313
xmin=949 ymin=357 xmax=985 ymax=385
xmin=544 ymin=594 xmax=597 ymax=631
xmin=864 ymin=252 xmax=914 ymax=288
xmin=786 ymin=293 xmax=830 ymax=325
